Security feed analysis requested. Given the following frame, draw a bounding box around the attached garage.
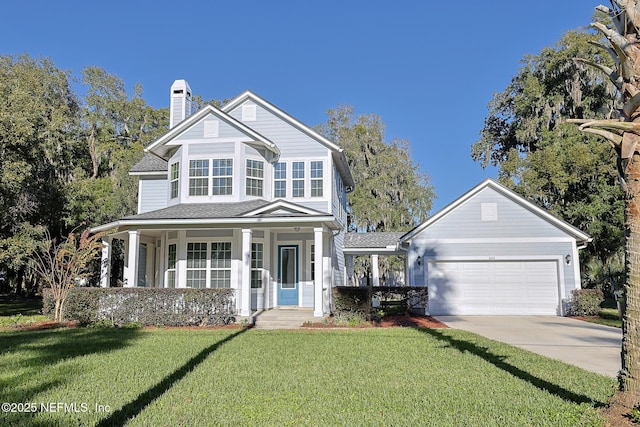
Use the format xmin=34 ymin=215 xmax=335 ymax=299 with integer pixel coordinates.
xmin=427 ymin=260 xmax=561 ymax=315
xmin=400 ymin=179 xmax=591 ymax=316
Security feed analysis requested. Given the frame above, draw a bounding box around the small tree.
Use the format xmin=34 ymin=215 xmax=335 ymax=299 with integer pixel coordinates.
xmin=32 ymin=228 xmax=105 ymax=322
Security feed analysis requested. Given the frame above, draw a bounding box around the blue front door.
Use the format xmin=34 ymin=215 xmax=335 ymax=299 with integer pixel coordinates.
xmin=278 ymin=245 xmax=298 ymax=305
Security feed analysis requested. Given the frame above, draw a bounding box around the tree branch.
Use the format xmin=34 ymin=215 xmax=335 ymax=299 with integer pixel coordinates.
xmin=591 ymin=22 xmax=635 ymax=80
xmin=574 ymin=58 xmax=624 ymax=90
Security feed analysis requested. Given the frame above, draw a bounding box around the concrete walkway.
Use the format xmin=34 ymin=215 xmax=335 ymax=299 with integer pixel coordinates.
xmin=435 ymin=316 xmax=622 ymax=377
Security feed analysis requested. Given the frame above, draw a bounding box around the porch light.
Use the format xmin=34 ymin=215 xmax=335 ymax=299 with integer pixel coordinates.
xmin=565 ymin=254 xmax=571 ymax=265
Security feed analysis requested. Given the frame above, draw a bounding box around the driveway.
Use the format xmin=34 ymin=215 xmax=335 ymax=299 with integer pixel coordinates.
xmin=435 ymin=316 xmax=622 ymax=377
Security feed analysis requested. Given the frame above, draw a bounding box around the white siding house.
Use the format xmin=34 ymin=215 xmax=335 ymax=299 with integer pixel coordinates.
xmin=399 ymin=179 xmax=591 ymax=316
xmin=93 ymin=80 xmax=354 ymax=317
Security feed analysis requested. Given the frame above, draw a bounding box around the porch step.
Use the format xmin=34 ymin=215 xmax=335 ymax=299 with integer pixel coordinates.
xmin=252 ymin=308 xmax=320 ymax=329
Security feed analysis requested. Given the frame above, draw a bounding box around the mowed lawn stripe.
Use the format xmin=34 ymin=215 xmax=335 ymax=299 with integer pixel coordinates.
xmin=0 ymin=327 xmax=615 ymax=426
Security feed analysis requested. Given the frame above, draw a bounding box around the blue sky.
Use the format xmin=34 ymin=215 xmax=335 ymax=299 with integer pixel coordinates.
xmin=1 ymin=1 xmax=595 ymax=212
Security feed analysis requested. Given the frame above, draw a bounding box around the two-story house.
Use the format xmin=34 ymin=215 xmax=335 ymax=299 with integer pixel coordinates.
xmin=93 ymin=80 xmax=355 ymax=317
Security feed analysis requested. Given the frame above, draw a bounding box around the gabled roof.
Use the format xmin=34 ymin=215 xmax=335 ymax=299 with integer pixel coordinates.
xmin=130 ymin=153 xmax=168 ymax=175
xmin=242 ymin=199 xmax=329 ymax=217
xmin=144 ymin=104 xmax=280 ymax=160
xmin=222 ymin=90 xmax=355 ymax=190
xmin=400 ymin=178 xmax=592 ymax=245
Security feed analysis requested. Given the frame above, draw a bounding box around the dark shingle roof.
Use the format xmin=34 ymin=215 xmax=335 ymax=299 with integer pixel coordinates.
xmin=124 ymin=200 xmax=271 ymax=220
xmin=130 ymin=154 xmax=168 ymax=173
xmin=344 ymin=232 xmax=405 ymax=249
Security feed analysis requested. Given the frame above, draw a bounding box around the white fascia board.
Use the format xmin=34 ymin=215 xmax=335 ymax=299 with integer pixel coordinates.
xmin=401 ymin=178 xmax=592 ymax=244
xmin=129 ymin=171 xmax=168 ymax=177
xmin=92 ymin=216 xmax=339 ymax=233
xmin=243 ymin=200 xmax=326 ymax=216
xmin=145 ymin=105 xmax=280 ymax=159
xmin=343 ymin=247 xmax=405 ymax=255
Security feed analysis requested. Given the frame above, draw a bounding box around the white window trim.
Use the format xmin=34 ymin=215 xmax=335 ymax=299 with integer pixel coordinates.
xmin=165 ymin=240 xmax=178 ymax=288
xmin=170 ymin=162 xmax=180 ymax=199
xmin=183 ymin=239 xmax=234 ymax=289
xmin=245 ymin=159 xmax=265 ymax=197
xmin=212 ymin=158 xmax=234 ymax=196
xmin=273 ymin=161 xmax=287 ymax=199
xmin=251 ymin=240 xmax=265 ymax=289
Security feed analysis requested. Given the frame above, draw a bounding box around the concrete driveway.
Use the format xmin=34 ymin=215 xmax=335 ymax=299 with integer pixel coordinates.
xmin=435 ymin=316 xmax=622 ymax=377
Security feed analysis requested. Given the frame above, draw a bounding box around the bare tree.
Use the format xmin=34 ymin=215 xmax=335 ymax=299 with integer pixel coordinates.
xmin=32 ymin=228 xmax=105 ymax=322
xmin=569 ymin=1 xmax=640 ymax=404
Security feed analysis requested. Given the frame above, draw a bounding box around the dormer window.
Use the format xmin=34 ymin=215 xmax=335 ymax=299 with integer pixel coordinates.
xmin=292 ymin=162 xmax=305 ymax=197
xmin=246 ymin=159 xmax=264 ymax=197
xmin=213 ymin=159 xmax=233 ymax=195
xmin=311 ymin=161 xmax=323 ymax=197
xmin=170 ymin=162 xmax=180 ymax=199
xmin=274 ymin=162 xmax=287 ymax=198
xmin=189 ymin=160 xmax=209 ymax=196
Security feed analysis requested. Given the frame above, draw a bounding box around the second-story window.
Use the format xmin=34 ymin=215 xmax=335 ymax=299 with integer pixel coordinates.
xmin=170 ymin=162 xmax=180 ymax=199
xmin=213 ymin=159 xmax=233 ymax=195
xmin=274 ymin=162 xmax=286 ymax=198
xmin=189 ymin=160 xmax=209 ymax=196
xmin=292 ymin=161 xmax=305 ymax=197
xmin=311 ymin=161 xmax=323 ymax=197
xmin=246 ymin=159 xmax=264 ymax=197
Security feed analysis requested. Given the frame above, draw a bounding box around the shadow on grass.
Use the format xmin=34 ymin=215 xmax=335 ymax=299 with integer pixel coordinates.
xmin=419 ymin=328 xmax=602 ymax=406
xmin=0 ymin=327 xmax=142 ymax=403
xmin=96 ymin=327 xmax=249 ymax=426
xmin=0 ymin=294 xmax=43 ymax=317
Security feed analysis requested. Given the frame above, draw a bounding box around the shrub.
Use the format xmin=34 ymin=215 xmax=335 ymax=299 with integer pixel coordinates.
xmin=567 ymin=289 xmax=604 ymax=316
xmin=333 ymin=287 xmax=371 ymax=320
xmin=332 ymin=286 xmax=429 ymax=319
xmin=373 ymin=286 xmax=429 ymax=315
xmin=43 ymin=288 xmax=236 ymax=326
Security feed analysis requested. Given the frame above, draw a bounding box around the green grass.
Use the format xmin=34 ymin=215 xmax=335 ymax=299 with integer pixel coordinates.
xmin=0 ymin=295 xmax=48 ymax=327
xmin=0 ymin=326 xmax=615 ymax=426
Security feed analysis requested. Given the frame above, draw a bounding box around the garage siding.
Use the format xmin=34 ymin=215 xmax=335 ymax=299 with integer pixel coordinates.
xmin=401 ymin=182 xmax=587 ymax=316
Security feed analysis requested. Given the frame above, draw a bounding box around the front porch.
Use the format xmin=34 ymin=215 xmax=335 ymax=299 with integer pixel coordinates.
xmin=98 ymin=225 xmax=337 ymax=317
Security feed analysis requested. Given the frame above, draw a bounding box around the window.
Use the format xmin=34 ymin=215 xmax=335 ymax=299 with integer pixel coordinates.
xmin=251 ymin=243 xmax=264 ymax=288
xmin=212 ymin=159 xmax=233 ymax=195
xmin=292 ymin=161 xmax=305 ymax=197
xmin=170 ymin=163 xmax=180 ymax=199
xmin=186 ymin=243 xmax=208 ymax=288
xmin=274 ymin=162 xmax=287 ymax=198
xmin=167 ymin=244 xmax=177 ymax=288
xmin=310 ymin=244 xmax=315 ymax=281
xmin=211 ymin=242 xmax=232 ymax=288
xmin=310 ymin=161 xmax=323 ymax=197
xmin=189 ymin=160 xmax=209 ymax=196
xmin=246 ymin=159 xmax=264 ymax=196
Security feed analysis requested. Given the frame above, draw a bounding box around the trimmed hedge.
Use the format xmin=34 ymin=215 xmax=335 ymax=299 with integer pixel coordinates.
xmin=43 ymin=288 xmax=236 ymax=326
xmin=333 ymin=286 xmax=429 ymax=319
xmin=373 ymin=286 xmax=429 ymax=315
xmin=567 ymin=288 xmax=604 ymax=316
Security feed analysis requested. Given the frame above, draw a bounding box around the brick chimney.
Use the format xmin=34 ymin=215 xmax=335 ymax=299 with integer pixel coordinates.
xmin=169 ymin=80 xmax=192 ymax=128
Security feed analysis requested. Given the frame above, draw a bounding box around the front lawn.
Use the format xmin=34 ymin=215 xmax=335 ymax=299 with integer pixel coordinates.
xmin=0 ymin=294 xmax=48 ymax=327
xmin=0 ymin=326 xmax=615 ymax=426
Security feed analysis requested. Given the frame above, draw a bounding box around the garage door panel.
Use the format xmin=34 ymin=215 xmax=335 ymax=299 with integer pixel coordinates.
xmin=427 ymin=260 xmax=560 ymax=316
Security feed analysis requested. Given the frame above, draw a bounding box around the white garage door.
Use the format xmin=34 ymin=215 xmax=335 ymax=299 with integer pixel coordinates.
xmin=427 ymin=260 xmax=560 ymax=315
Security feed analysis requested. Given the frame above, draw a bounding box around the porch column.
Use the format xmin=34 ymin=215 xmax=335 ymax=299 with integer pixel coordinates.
xmin=240 ymin=229 xmax=252 ymax=317
xmin=124 ymin=230 xmax=140 ymax=287
xmin=100 ymin=237 xmax=111 ymax=288
xmin=371 ymin=254 xmax=380 ymax=287
xmin=346 ymin=254 xmax=355 ymax=286
xmin=314 ymin=227 xmax=324 ymax=317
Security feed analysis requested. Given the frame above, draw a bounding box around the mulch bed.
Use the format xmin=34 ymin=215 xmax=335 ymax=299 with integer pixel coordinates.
xmin=1 ymin=320 xmax=78 ymax=331
xmin=303 ymin=315 xmax=448 ymax=329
